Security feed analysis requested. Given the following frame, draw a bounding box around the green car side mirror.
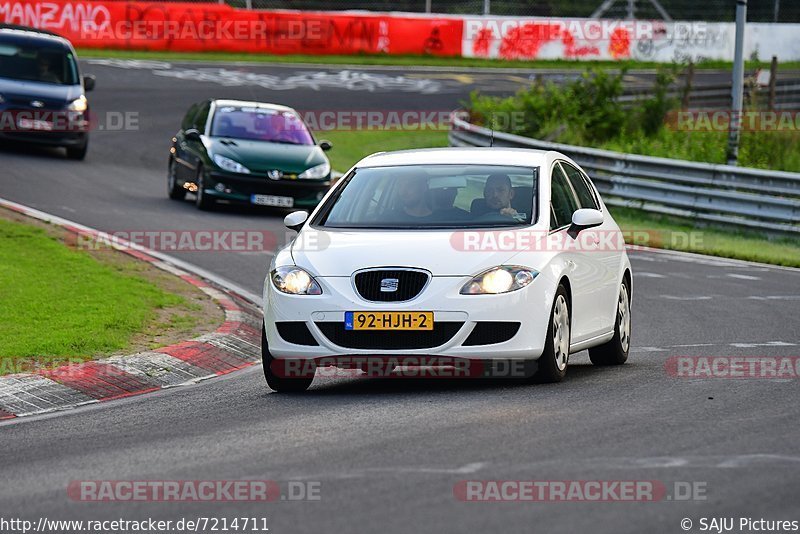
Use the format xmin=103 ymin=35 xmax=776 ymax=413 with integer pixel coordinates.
xmin=185 ymin=129 xmax=202 ymax=142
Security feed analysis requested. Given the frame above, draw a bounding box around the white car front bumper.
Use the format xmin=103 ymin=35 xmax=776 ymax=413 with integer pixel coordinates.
xmin=263 ymin=272 xmax=558 ymax=361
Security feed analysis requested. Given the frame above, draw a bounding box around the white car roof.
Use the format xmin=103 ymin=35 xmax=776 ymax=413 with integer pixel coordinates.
xmin=357 ymin=147 xmax=556 ymax=169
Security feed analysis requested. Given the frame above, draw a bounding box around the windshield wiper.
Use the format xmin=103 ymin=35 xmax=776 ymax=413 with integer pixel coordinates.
xmin=267 ymin=139 xmax=304 ymax=146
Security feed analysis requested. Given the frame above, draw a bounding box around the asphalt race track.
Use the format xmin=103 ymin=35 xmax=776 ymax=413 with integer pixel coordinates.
xmin=1 ymin=61 xmax=799 ymax=533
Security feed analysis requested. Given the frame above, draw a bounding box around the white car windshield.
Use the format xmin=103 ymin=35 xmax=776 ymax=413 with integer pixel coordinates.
xmin=315 ymin=164 xmax=539 ymax=229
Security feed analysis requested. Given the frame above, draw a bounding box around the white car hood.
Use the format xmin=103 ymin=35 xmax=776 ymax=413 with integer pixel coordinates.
xmin=291 ymin=228 xmax=520 ymax=277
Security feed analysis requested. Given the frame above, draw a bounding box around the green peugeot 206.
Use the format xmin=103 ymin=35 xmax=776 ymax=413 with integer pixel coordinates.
xmin=167 ymin=99 xmax=333 ymax=210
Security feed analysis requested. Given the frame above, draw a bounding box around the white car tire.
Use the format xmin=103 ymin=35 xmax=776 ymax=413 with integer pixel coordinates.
xmin=532 ymin=285 xmax=571 ymax=383
xmin=262 ymin=324 xmax=315 ymax=392
xmin=589 ymin=280 xmax=631 ymax=366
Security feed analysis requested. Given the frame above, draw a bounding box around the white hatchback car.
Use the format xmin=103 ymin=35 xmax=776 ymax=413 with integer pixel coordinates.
xmin=262 ymin=148 xmax=632 ymax=392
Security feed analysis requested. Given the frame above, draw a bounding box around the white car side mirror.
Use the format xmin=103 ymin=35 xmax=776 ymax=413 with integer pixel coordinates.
xmin=284 ymin=210 xmax=309 ymax=232
xmin=571 ymin=208 xmax=604 ymax=230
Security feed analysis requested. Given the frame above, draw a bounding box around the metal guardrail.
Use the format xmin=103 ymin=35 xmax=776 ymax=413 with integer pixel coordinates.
xmin=618 ymin=80 xmax=800 ymax=111
xmin=449 ymin=113 xmax=800 ymax=236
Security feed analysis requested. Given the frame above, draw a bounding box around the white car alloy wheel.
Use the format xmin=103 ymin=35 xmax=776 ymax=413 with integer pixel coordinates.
xmin=618 ymin=284 xmax=631 ymax=353
xmin=553 ymin=294 xmax=570 ymax=372
xmin=589 ymin=279 xmax=632 ymax=366
xmin=531 ymin=285 xmax=571 ymax=383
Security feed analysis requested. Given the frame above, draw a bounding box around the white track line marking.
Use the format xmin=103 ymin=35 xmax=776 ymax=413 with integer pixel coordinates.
xmin=727 ymin=273 xmax=762 ymax=280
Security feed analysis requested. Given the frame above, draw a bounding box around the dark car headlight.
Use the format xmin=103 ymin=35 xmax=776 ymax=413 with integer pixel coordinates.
xmin=298 ymin=162 xmax=330 ymax=179
xmin=213 ymin=154 xmax=251 ymax=174
xmin=67 ymin=96 xmax=87 ymax=112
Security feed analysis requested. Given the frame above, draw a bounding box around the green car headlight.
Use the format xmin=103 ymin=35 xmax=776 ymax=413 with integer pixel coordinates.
xmin=213 ymin=154 xmax=251 ymax=174
xmin=298 ymin=162 xmax=330 ymax=179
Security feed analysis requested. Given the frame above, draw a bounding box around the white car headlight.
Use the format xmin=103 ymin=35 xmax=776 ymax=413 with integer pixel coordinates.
xmin=298 ymin=162 xmax=330 ymax=179
xmin=67 ymin=95 xmax=87 ymax=112
xmin=460 ymin=266 xmax=538 ymax=295
xmin=213 ymin=154 xmax=251 ymax=174
xmin=271 ymin=266 xmax=322 ymax=295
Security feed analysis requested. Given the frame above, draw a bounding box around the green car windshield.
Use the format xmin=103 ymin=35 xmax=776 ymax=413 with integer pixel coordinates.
xmin=210 ymin=106 xmax=314 ymax=146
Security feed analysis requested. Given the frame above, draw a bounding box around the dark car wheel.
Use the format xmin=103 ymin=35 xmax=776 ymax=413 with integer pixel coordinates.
xmin=167 ymin=158 xmax=186 ymax=200
xmin=262 ymin=324 xmax=314 ymax=393
xmin=65 ymin=138 xmax=88 ymax=160
xmin=195 ymin=165 xmax=214 ymax=211
xmin=531 ymin=285 xmax=570 ymax=383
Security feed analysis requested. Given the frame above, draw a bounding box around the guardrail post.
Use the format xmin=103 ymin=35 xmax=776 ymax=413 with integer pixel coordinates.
xmin=726 ymin=0 xmax=747 ymax=166
xmin=769 ymin=56 xmax=778 ymax=111
xmin=682 ymin=62 xmax=694 ymax=109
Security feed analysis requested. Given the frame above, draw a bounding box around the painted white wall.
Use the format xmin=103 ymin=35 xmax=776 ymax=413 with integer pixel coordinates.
xmin=461 ymin=17 xmax=800 ymax=62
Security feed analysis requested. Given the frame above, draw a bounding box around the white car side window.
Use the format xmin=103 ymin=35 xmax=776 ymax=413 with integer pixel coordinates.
xmin=550 ymin=164 xmax=579 ymax=230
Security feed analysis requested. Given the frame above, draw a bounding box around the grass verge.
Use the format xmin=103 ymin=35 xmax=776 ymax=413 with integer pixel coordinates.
xmin=0 ymin=208 xmax=223 ymax=374
xmin=76 ymin=48 xmax=799 ymax=71
xmin=324 ymin=129 xmax=800 ymax=267
xmin=613 ymin=207 xmax=800 ymax=268
xmin=322 ymin=129 xmax=449 ymax=172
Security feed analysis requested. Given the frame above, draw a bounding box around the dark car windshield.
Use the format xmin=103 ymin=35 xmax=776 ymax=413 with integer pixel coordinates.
xmin=0 ymin=41 xmax=79 ymax=85
xmin=315 ymin=164 xmax=539 ymax=229
xmin=210 ymin=106 xmax=314 ymax=145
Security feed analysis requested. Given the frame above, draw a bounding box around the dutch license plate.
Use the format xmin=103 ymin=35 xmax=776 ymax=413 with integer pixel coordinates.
xmin=345 ymin=311 xmax=434 ymax=331
xmin=251 ymin=194 xmax=294 ymax=207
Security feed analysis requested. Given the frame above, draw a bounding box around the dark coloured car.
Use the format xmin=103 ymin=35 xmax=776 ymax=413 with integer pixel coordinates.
xmin=168 ymin=99 xmax=333 ymax=210
xmin=0 ymin=25 xmax=94 ymax=159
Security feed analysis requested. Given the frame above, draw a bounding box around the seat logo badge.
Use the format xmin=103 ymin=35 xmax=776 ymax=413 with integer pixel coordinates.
xmin=31 ymin=100 xmax=45 ymax=108
xmin=267 ymin=169 xmax=283 ymax=180
xmin=380 ymin=278 xmax=399 ymax=292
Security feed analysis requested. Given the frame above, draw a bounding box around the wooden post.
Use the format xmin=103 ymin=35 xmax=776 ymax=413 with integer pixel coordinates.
xmin=768 ymin=55 xmax=778 ymax=111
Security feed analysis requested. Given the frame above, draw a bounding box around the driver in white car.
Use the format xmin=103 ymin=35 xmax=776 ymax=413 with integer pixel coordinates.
xmin=483 ymin=173 xmax=519 ymax=218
